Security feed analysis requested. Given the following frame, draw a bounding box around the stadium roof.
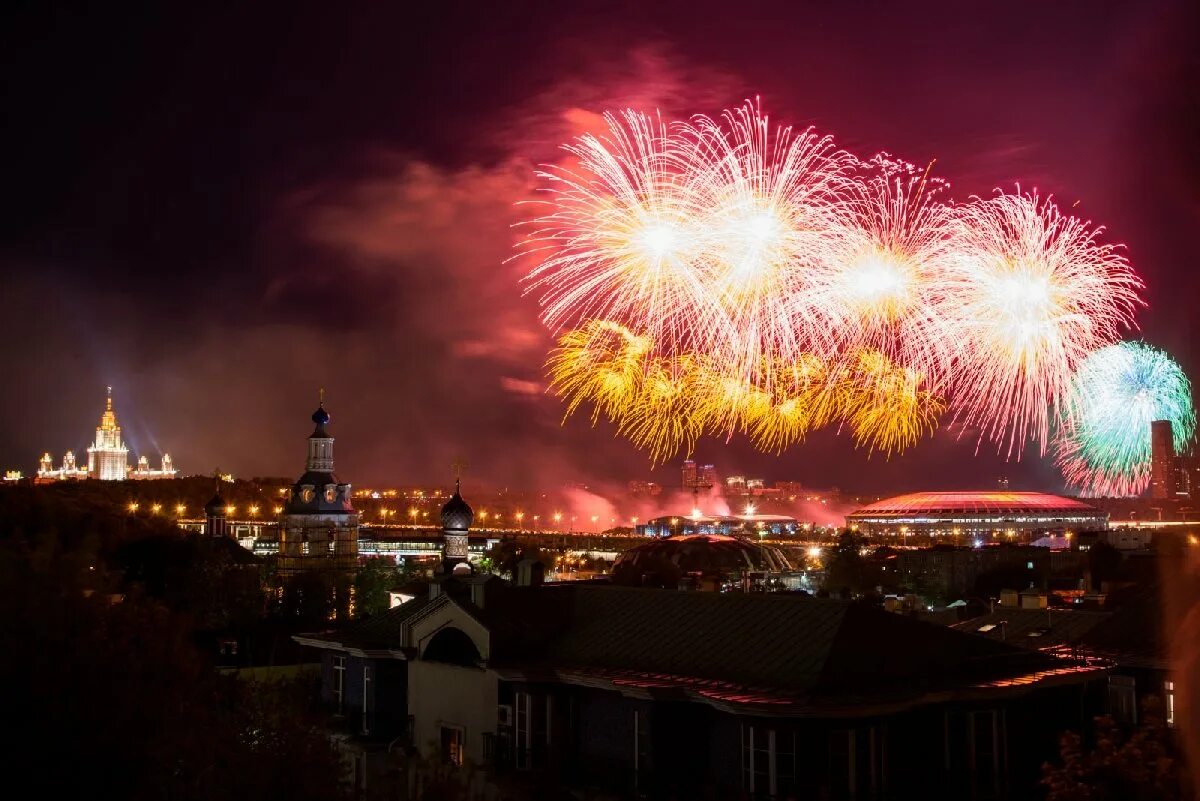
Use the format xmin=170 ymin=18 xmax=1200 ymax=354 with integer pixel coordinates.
xmin=848 ymin=491 xmax=1105 ymax=519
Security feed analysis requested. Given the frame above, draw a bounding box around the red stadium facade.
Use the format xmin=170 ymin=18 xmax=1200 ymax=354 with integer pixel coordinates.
xmin=846 ymin=491 xmax=1109 ymax=540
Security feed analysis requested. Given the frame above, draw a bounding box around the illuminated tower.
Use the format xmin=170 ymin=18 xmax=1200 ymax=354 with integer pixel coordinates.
xmin=278 ymin=395 xmax=358 ymax=577
xmin=1149 ymin=420 xmax=1177 ymax=499
xmin=87 ymin=387 xmax=129 ymax=481
xmin=440 ymin=478 xmax=474 ymax=573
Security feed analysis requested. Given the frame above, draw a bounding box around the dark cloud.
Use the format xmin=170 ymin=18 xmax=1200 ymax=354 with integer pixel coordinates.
xmin=1 ymin=0 xmax=1196 ymax=494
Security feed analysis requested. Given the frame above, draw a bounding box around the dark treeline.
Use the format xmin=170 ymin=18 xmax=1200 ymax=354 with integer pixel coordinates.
xmin=0 ymin=483 xmax=347 ymax=800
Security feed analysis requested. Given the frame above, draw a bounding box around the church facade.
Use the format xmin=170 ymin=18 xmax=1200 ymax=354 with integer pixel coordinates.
xmin=36 ymin=388 xmax=176 ymax=483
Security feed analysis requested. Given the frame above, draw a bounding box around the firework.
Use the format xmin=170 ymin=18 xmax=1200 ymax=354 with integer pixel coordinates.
xmin=546 ymin=320 xmax=651 ymax=423
xmin=1055 ymin=342 xmax=1195 ymax=497
xmin=678 ymin=102 xmax=855 ymax=382
xmin=945 ymin=190 xmax=1143 ymax=456
xmin=522 ymin=110 xmax=713 ymax=355
xmin=521 ymin=101 xmax=855 ymax=376
xmin=839 ymin=350 xmax=944 ymax=456
xmin=620 ymin=356 xmax=707 ymax=464
xmin=520 ymin=104 xmax=1149 ymax=467
xmin=818 ymin=156 xmax=957 ymax=382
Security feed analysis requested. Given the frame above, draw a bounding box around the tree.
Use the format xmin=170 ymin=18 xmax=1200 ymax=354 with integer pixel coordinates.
xmin=0 ymin=559 xmax=345 ymax=801
xmin=354 ymin=556 xmax=402 ymax=617
xmin=484 ymin=540 xmax=558 ymax=578
xmin=824 ymin=531 xmax=868 ymax=596
xmin=1042 ymin=697 xmax=1190 ymax=801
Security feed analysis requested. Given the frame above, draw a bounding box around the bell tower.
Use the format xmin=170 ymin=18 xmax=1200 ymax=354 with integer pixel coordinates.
xmin=277 ymin=392 xmax=359 ymax=578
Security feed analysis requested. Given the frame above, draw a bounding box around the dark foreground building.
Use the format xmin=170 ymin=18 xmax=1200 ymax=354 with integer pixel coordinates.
xmin=297 ymin=579 xmax=1107 ymax=800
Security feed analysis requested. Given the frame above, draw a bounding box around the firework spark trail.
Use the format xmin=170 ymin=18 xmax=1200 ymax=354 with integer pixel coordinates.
xmin=818 ymin=155 xmax=958 ymax=388
xmin=522 ymin=110 xmax=716 ymax=355
xmin=838 ymin=350 xmax=945 ymax=456
xmin=546 ymin=320 xmax=650 ymax=423
xmin=521 ymin=102 xmax=1156 ymax=471
xmin=1055 ymin=342 xmax=1195 ymax=497
xmin=678 ymin=102 xmax=856 ymax=384
xmin=945 ymin=190 xmax=1143 ymax=457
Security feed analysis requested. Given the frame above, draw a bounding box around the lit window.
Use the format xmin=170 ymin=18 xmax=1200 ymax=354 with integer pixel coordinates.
xmin=1165 ymin=680 xmax=1175 ymax=728
xmin=440 ymin=726 xmax=464 ymax=766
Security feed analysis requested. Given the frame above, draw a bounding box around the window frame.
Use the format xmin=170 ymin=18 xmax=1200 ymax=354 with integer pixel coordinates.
xmin=332 ymin=655 xmax=346 ymax=714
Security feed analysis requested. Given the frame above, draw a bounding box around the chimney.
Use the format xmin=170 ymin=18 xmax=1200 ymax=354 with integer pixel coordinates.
xmin=516 ymin=559 xmax=544 ymax=587
xmin=470 ymin=579 xmax=488 ymax=609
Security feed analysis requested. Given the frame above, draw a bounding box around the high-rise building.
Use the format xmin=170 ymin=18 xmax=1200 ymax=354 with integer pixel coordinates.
xmin=1149 ymin=420 xmax=1177 ymax=499
xmin=1178 ymin=456 xmax=1200 ymax=500
xmin=87 ymin=387 xmax=129 ymax=480
xmin=681 ymin=460 xmax=698 ymax=490
xmin=277 ymin=397 xmax=359 ymax=578
xmin=682 ymin=460 xmax=717 ymax=490
xmin=37 ymin=387 xmax=175 ymax=482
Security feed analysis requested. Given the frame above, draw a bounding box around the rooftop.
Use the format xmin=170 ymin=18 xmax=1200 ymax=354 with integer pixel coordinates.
xmin=298 ymin=583 xmax=1104 ymax=713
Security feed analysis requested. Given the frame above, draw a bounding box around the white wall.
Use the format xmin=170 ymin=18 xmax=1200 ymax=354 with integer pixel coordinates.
xmin=408 ymin=660 xmax=498 ymax=765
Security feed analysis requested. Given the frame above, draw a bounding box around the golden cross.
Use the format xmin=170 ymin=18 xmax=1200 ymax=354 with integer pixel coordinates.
xmin=318 ymin=387 xmax=325 ymax=404
xmin=450 ymin=457 xmax=468 ymax=480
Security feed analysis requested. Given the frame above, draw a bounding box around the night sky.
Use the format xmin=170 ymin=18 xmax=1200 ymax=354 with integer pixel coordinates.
xmin=2 ymin=0 xmax=1197 ymax=494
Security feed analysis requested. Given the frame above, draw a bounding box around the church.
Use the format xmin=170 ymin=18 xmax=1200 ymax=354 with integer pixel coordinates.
xmin=274 ymin=395 xmax=360 ymax=620
xmin=36 ymin=387 xmax=176 ymax=483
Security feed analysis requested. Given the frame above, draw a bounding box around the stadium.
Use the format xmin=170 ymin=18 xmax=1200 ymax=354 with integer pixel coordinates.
xmin=845 ymin=491 xmax=1108 ymax=541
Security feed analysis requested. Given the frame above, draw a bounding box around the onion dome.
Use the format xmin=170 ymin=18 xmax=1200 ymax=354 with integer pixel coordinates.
xmin=441 ymin=479 xmax=473 ymax=532
xmin=204 ymin=486 xmax=224 ymax=515
xmin=311 ymin=400 xmax=331 ymax=434
xmin=312 ymin=404 xmax=330 ymax=427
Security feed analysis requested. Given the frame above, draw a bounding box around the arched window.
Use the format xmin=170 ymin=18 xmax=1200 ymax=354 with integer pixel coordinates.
xmin=423 ymin=627 xmax=482 ymax=667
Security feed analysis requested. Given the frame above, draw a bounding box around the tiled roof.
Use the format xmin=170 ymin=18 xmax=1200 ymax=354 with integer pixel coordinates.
xmin=482 ymin=585 xmax=1049 ymax=694
xmin=296 ymin=581 xmax=1105 ymax=712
